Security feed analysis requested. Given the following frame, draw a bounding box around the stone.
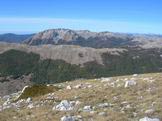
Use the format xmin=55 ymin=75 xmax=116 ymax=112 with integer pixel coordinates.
xmin=70 ymin=101 xmax=76 ymax=106
xmin=13 ymin=116 xmax=17 ymax=119
xmin=74 ymin=84 xmax=83 ymax=89
xmin=101 ymin=78 xmax=111 ymax=83
xmin=121 ymin=101 xmax=129 ymax=105
xmin=18 ymin=99 xmax=25 ymax=103
xmin=3 ymin=95 xmax=10 ymax=100
xmin=75 ymin=115 xmax=82 ymax=119
xmin=87 ymin=85 xmax=92 ymax=88
xmin=145 ymin=109 xmax=155 ymax=115
xmin=139 ymin=117 xmax=160 ymax=121
xmin=98 ymin=112 xmax=107 ymax=116
xmin=98 ymin=103 xmax=109 ymax=108
xmin=133 ymin=112 xmax=137 ymax=117
xmin=124 ymin=78 xmax=128 ymax=81
xmin=125 ymin=80 xmax=137 ymax=88
xmin=66 ymin=85 xmax=72 ymax=90
xmin=113 ymin=96 xmax=118 ymax=100
xmin=83 ymin=105 xmax=92 ymax=112
xmin=61 ymin=116 xmax=75 ymax=121
xmin=26 ymin=97 xmax=32 ymax=103
xmin=3 ymin=98 xmax=11 ymax=106
xmin=75 ymin=100 xmax=81 ymax=105
xmin=160 ymin=54 xmax=162 ymax=58
xmin=3 ymin=104 xmax=11 ymax=110
xmin=27 ymin=103 xmax=34 ymax=109
xmin=133 ymin=74 xmax=138 ymax=77
xmin=54 ymin=100 xmax=74 ymax=111
xmin=46 ymin=93 xmax=55 ymax=100
xmin=125 ymin=104 xmax=131 ymax=109
xmin=147 ymin=80 xmax=155 ymax=83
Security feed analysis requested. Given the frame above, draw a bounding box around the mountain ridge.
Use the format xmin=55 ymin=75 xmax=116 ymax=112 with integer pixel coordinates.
xmin=23 ymin=28 xmax=162 ymax=48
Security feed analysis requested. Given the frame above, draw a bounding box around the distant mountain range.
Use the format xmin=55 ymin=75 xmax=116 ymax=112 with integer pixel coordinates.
xmin=24 ymin=29 xmax=162 ymax=48
xmin=0 ymin=33 xmax=33 ymax=43
xmin=1 ymin=29 xmax=162 ymax=48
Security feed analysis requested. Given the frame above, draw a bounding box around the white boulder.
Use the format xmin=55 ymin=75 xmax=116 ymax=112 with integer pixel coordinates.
xmin=139 ymin=117 xmax=160 ymax=121
xmin=66 ymin=85 xmax=72 ymax=90
xmin=61 ymin=115 xmax=82 ymax=121
xmin=98 ymin=112 xmax=107 ymax=116
xmin=133 ymin=74 xmax=138 ymax=77
xmin=74 ymin=84 xmax=83 ymax=89
xmin=46 ymin=93 xmax=56 ymax=100
xmin=26 ymin=97 xmax=32 ymax=103
xmin=98 ymin=103 xmax=109 ymax=108
xmin=27 ymin=103 xmax=34 ymax=109
xmin=125 ymin=80 xmax=137 ymax=88
xmin=83 ymin=105 xmax=92 ymax=112
xmin=145 ymin=109 xmax=155 ymax=115
xmin=61 ymin=116 xmax=75 ymax=121
xmin=2 ymin=95 xmax=10 ymax=101
xmin=101 ymin=78 xmax=111 ymax=83
xmin=54 ymin=100 xmax=74 ymax=111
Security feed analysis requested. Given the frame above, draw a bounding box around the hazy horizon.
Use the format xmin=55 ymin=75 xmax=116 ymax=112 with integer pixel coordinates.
xmin=1 ymin=27 xmax=162 ymax=36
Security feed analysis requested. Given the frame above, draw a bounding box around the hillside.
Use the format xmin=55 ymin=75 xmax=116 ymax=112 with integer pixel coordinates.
xmin=0 ymin=42 xmax=125 ymax=65
xmin=0 ymin=73 xmax=161 ymax=121
xmin=0 ymin=43 xmax=162 ymax=96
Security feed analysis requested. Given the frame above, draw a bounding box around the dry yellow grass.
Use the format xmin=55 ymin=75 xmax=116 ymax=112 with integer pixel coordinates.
xmin=0 ymin=73 xmax=162 ymax=121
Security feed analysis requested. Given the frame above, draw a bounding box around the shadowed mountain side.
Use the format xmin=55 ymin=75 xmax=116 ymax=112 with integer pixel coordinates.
xmin=0 ymin=33 xmax=33 ymax=43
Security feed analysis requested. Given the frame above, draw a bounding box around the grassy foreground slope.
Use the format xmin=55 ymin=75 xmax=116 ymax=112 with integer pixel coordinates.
xmin=0 ymin=73 xmax=162 ymax=121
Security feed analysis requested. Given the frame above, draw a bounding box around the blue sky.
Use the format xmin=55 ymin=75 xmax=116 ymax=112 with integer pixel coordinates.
xmin=0 ymin=0 xmax=162 ymax=34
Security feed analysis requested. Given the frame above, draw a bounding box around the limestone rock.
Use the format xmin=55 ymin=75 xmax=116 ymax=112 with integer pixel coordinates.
xmin=125 ymin=80 xmax=137 ymax=88
xmin=139 ymin=117 xmax=160 ymax=121
xmin=83 ymin=105 xmax=92 ymax=112
xmin=54 ymin=100 xmax=74 ymax=111
xmin=145 ymin=109 xmax=155 ymax=115
xmin=27 ymin=103 xmax=34 ymax=109
xmin=66 ymin=85 xmax=72 ymax=90
xmin=26 ymin=97 xmax=32 ymax=103
xmin=61 ymin=116 xmax=75 ymax=121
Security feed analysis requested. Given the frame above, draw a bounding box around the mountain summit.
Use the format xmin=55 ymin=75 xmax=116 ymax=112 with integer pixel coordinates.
xmin=24 ymin=29 xmax=83 ymax=45
xmin=24 ymin=29 xmax=162 ymax=48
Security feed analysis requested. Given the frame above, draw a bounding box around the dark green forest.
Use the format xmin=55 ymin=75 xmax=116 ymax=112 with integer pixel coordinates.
xmin=0 ymin=48 xmax=162 ymax=84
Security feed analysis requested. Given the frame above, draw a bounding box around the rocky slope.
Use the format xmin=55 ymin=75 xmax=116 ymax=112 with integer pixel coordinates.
xmin=0 ymin=75 xmax=32 ymax=96
xmin=0 ymin=73 xmax=161 ymax=121
xmin=24 ymin=29 xmax=82 ymax=45
xmin=24 ymin=29 xmax=162 ymax=48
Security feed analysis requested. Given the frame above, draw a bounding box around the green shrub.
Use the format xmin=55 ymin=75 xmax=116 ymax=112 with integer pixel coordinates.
xmin=18 ymin=85 xmax=60 ymax=99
